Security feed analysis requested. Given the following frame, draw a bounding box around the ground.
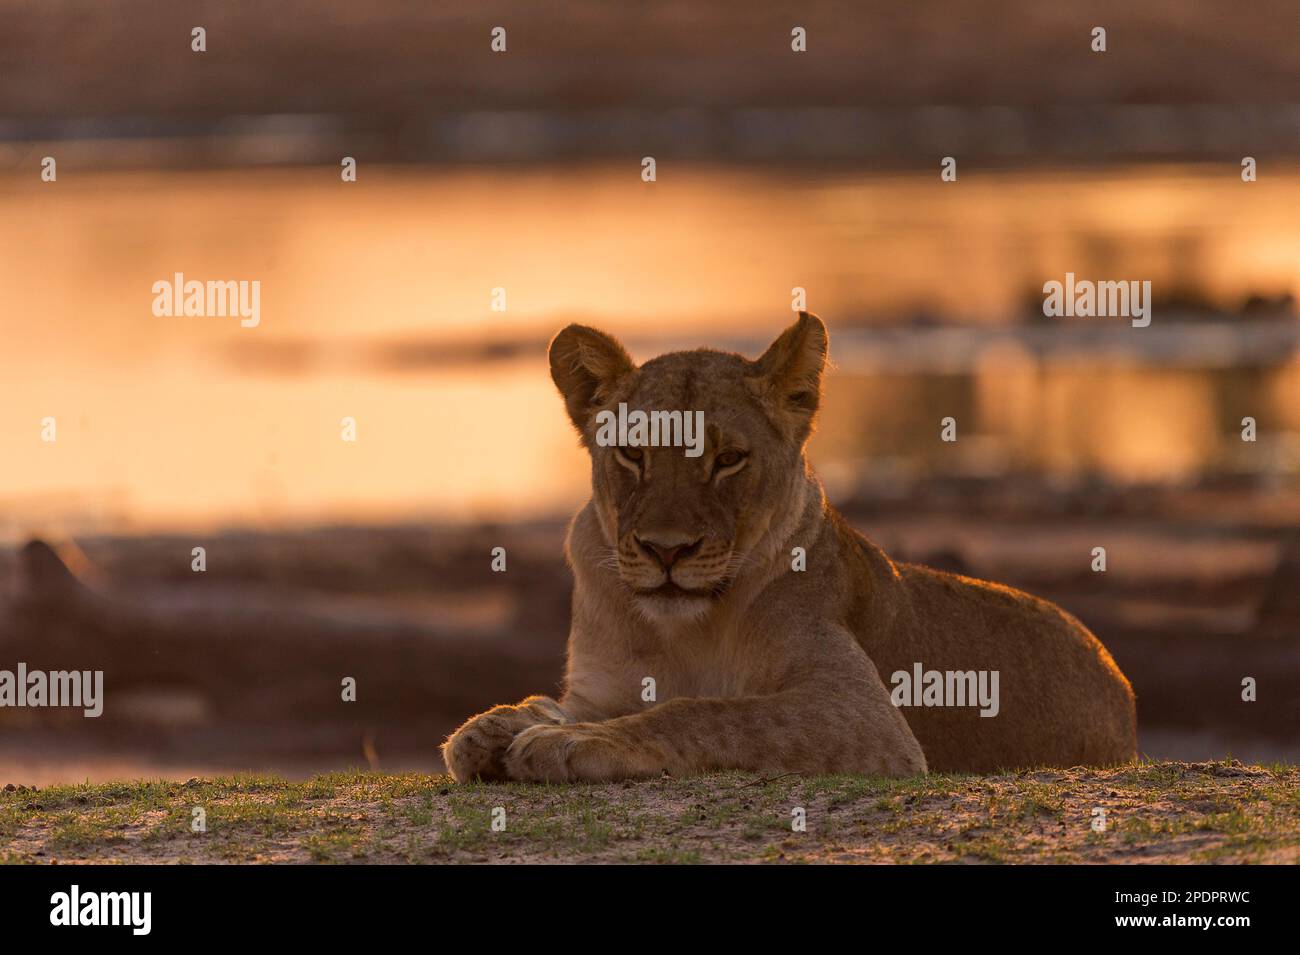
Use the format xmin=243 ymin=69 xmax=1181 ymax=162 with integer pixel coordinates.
xmin=1 ymin=759 xmax=1296 ymax=864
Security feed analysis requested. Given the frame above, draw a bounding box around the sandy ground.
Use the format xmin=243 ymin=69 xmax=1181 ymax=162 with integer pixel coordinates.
xmin=2 ymin=760 xmax=1296 ymax=865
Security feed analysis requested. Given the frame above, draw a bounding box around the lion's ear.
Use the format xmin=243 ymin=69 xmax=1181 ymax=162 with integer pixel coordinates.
xmin=548 ymin=324 xmax=637 ymax=437
xmin=748 ymin=311 xmax=829 ymax=443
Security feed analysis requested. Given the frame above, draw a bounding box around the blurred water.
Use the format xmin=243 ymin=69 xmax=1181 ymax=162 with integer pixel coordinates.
xmin=4 ymin=163 xmax=1300 ymax=536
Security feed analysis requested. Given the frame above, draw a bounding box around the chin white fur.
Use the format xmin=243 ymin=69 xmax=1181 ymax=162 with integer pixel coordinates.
xmin=634 ymin=594 xmax=713 ymax=627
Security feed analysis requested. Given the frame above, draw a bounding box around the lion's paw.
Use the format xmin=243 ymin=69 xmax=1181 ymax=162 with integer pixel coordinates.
xmin=503 ymin=724 xmax=662 ymax=783
xmin=442 ymin=697 xmax=566 ymax=782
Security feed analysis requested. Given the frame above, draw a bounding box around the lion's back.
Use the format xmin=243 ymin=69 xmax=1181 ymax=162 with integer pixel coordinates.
xmin=854 ymin=558 xmax=1136 ymax=773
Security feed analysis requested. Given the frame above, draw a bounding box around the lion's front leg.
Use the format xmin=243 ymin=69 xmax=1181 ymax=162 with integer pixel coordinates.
xmin=441 ymin=695 xmax=569 ymax=782
xmin=502 ymin=679 xmax=927 ymax=783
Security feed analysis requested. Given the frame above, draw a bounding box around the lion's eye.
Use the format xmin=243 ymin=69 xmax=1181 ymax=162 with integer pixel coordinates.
xmin=713 ymin=449 xmax=746 ymax=472
xmin=618 ymin=446 xmax=643 ymax=464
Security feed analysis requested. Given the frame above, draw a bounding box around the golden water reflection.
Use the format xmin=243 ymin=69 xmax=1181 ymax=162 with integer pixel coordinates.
xmin=3 ymin=164 xmax=1300 ymax=536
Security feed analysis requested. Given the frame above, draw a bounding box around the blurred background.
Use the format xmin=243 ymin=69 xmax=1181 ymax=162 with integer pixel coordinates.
xmin=1 ymin=1 xmax=1299 ymax=782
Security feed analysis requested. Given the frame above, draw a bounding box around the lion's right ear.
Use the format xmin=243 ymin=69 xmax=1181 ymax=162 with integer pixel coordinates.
xmin=548 ymin=324 xmax=637 ymax=437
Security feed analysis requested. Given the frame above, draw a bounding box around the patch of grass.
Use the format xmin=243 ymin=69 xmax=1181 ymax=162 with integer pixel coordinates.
xmin=632 ymin=844 xmax=703 ymax=864
xmin=304 ymin=829 xmax=368 ymax=862
xmin=1 ymin=762 xmax=1295 ymax=864
xmin=47 ymin=806 xmax=136 ymax=852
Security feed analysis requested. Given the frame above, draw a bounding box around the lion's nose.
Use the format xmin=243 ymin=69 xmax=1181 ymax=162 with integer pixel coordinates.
xmin=635 ymin=535 xmax=703 ymax=570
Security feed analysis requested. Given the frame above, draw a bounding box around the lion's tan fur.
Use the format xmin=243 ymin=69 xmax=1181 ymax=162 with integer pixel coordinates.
xmin=443 ymin=313 xmax=1136 ymax=782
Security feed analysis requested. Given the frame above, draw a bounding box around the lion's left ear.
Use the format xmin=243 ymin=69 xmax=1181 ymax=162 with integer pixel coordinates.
xmin=747 ymin=311 xmax=829 ymax=443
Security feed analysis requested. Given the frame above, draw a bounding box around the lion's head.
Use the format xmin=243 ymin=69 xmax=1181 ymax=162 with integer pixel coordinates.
xmin=548 ymin=312 xmax=829 ymax=624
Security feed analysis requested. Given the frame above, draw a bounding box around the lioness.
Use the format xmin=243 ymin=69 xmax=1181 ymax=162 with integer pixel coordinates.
xmin=442 ymin=313 xmax=1136 ymax=781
